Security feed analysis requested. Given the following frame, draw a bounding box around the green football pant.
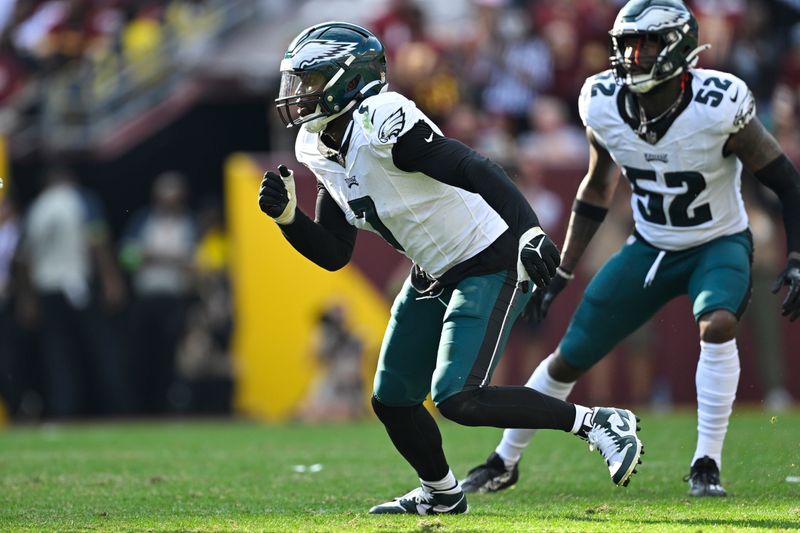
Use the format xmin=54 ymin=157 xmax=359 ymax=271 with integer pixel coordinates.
xmin=373 ymin=270 xmax=530 ymax=406
xmin=560 ymin=231 xmax=752 ymax=370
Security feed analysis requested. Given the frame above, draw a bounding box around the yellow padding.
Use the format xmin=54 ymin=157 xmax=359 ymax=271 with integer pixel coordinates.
xmin=225 ymin=154 xmax=390 ymax=421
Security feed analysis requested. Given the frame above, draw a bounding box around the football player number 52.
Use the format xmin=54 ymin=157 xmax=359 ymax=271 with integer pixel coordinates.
xmin=625 ymin=167 xmax=713 ymax=227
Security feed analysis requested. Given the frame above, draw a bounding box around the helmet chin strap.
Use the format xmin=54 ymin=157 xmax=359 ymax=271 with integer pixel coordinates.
xmin=629 ymin=69 xmax=681 ymax=94
xmin=303 ymin=103 xmax=353 ymax=134
xmin=303 ymin=81 xmax=387 ymax=133
xmin=628 ymin=43 xmax=711 ymax=94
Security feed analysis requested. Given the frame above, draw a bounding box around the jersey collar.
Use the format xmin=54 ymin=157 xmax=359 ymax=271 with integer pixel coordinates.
xmin=316 ymin=119 xmax=354 ymax=167
xmin=616 ymin=72 xmax=695 ymax=145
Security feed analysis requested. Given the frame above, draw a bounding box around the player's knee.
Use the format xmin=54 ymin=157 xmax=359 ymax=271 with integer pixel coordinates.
xmin=373 ymin=369 xmax=426 ymax=407
xmin=371 ymin=395 xmax=388 ymax=419
xmin=699 ymin=310 xmax=738 ymax=343
xmin=549 ymin=350 xmax=586 ymax=382
xmin=436 ymin=388 xmax=482 ymax=426
xmin=371 ymin=395 xmax=422 ymax=424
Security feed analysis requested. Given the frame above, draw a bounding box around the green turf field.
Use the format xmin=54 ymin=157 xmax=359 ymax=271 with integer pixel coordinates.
xmin=1 ymin=409 xmax=798 ymax=532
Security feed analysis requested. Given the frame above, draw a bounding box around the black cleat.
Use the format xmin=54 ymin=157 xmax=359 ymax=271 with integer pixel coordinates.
xmin=685 ymin=456 xmax=727 ymax=497
xmin=460 ymin=452 xmax=519 ymax=494
xmin=368 ymin=486 xmax=468 ymax=515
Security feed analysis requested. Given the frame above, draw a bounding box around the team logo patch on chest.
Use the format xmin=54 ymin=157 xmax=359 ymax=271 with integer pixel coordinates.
xmin=378 ymin=108 xmax=406 ymax=143
xmin=345 ymin=175 xmax=359 ymax=188
xmin=645 ymin=153 xmax=669 ymax=163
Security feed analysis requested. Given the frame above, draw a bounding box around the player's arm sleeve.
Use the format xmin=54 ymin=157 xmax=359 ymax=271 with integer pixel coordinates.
xmin=753 ymin=153 xmax=800 ymax=255
xmin=727 ymin=113 xmax=800 ymax=255
xmin=391 ymin=120 xmax=540 ymax=236
xmin=278 ymin=182 xmax=357 ymax=271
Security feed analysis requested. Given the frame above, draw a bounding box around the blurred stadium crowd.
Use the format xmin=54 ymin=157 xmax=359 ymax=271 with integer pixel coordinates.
xmin=0 ymin=0 xmax=798 ymax=420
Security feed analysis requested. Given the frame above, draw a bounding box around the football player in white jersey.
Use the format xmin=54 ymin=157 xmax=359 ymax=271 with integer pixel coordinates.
xmin=259 ymin=22 xmax=644 ymax=514
xmin=462 ymin=0 xmax=800 ymax=498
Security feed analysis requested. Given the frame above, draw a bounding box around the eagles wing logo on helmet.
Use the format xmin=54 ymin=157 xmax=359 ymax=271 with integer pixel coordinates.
xmin=378 ymin=108 xmax=406 ymax=143
xmin=292 ymin=39 xmax=359 ymax=69
xmin=631 ymin=7 xmax=687 ymax=30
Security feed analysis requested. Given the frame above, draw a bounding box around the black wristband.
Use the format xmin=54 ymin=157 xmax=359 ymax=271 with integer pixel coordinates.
xmin=572 ymin=199 xmax=609 ymax=222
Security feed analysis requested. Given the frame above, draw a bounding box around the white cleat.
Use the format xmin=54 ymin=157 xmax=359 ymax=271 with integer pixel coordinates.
xmin=585 ymin=407 xmax=643 ymax=486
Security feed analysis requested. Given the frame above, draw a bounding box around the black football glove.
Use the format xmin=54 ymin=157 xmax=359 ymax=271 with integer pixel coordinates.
xmin=258 ymin=165 xmax=296 ymax=224
xmin=523 ymin=267 xmax=572 ymax=324
xmin=517 ymin=227 xmax=561 ymax=290
xmin=771 ymin=257 xmax=800 ymax=321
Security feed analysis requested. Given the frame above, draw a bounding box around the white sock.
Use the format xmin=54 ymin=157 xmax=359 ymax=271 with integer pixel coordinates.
xmin=693 ymin=339 xmax=740 ymax=470
xmin=495 ymin=353 xmax=577 ymax=468
xmin=570 ymin=404 xmax=594 ymax=435
xmin=421 ymin=469 xmax=459 ymax=493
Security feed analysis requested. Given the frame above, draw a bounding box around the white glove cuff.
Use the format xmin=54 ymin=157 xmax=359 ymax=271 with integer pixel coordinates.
xmin=274 ymin=170 xmax=297 ymax=225
xmin=516 ymin=226 xmax=545 ymax=282
xmin=274 ymin=208 xmax=296 ymax=225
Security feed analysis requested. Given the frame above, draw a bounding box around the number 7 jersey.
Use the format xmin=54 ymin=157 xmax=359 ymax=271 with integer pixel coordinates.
xmin=293 ymin=91 xmax=508 ymax=279
xmin=579 ymin=68 xmax=756 ymax=251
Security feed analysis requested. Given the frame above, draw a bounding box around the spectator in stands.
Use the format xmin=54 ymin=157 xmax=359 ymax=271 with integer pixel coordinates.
xmin=692 ymin=3 xmax=737 ymax=71
xmin=514 ymin=150 xmax=564 ymax=234
xmin=37 ymin=0 xmax=108 ymax=71
xmin=531 ymin=1 xmax=596 ymax=112
xmin=121 ymin=171 xmax=197 ymax=414
xmin=370 ymin=1 xmax=457 ymax=122
xmin=778 ymin=22 xmax=800 ymax=100
xmin=16 ymin=165 xmax=129 ymax=418
xmin=774 ymin=29 xmax=800 ymax=165
xmin=122 ymin=2 xmax=165 ymax=84
xmin=297 ymin=303 xmax=365 ymax=423
xmin=518 ymin=95 xmax=587 ymax=168
xmin=0 ymin=0 xmax=45 ymax=52
xmin=441 ymin=102 xmax=483 ymax=146
xmin=466 ymin=1 xmax=552 ymax=135
xmin=0 ymin=0 xmax=45 ymax=108
xmin=726 ymin=0 xmax=781 ymax=104
xmin=0 ymin=38 xmax=29 ymax=106
xmin=174 ymin=199 xmax=233 ymax=413
xmin=370 ymin=0 xmax=425 ymax=63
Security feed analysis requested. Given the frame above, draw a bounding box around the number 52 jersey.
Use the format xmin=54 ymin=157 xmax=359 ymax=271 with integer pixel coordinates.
xmin=579 ymin=68 xmax=757 ymax=251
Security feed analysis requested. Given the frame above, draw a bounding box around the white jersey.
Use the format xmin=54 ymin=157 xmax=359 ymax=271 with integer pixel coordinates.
xmin=295 ymin=91 xmax=508 ymax=279
xmin=578 ymin=68 xmax=756 ymax=251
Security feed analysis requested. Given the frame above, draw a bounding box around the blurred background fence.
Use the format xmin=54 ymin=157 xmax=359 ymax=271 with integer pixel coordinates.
xmin=0 ymin=0 xmax=798 ymax=423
